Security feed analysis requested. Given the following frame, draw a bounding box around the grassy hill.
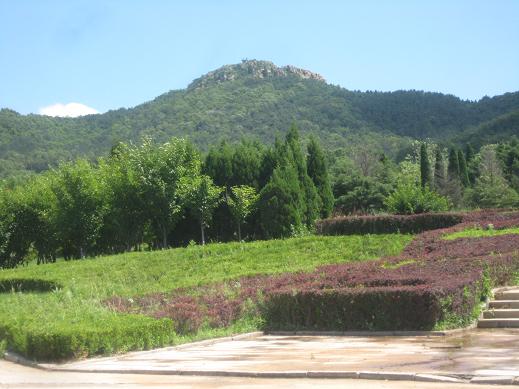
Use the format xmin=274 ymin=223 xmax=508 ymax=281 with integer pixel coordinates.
xmin=0 ymin=233 xmax=410 ymax=360
xmin=1 ymin=59 xmax=519 ymax=178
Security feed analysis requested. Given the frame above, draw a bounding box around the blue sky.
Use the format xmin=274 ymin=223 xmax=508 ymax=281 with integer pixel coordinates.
xmin=1 ymin=0 xmax=518 ymax=116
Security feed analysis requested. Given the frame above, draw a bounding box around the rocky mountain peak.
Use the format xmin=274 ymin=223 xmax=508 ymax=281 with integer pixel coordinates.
xmin=187 ymin=59 xmax=325 ymax=90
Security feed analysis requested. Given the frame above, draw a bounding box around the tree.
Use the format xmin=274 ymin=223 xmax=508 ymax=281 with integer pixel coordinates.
xmin=445 ymin=148 xmax=463 ymax=206
xmin=258 ymin=165 xmax=305 ymax=238
xmin=420 ymin=143 xmax=431 ymax=188
xmin=129 ymin=138 xmax=200 ymax=248
xmin=52 ymin=160 xmax=105 ymax=259
xmin=465 ymin=144 xmax=478 ymax=185
xmin=384 ymin=157 xmax=449 ymax=214
xmin=433 ymin=148 xmax=446 ymax=193
xmin=283 ymin=124 xmax=321 ymax=227
xmin=186 ymin=175 xmax=223 ymax=245
xmin=333 ymin=174 xmax=389 ymax=214
xmin=448 ymin=148 xmax=460 ymax=180
xmin=457 ymin=150 xmax=470 ymax=187
xmin=306 ymin=136 xmax=334 ymax=218
xmin=227 ymin=185 xmax=259 ymax=241
xmin=465 ymin=144 xmax=519 ymax=208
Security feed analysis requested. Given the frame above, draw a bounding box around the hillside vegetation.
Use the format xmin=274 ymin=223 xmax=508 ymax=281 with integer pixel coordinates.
xmin=0 ymin=234 xmax=409 ymax=360
xmin=1 ymin=59 xmax=519 ymax=178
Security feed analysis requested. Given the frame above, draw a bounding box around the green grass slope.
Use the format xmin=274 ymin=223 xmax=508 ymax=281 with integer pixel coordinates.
xmin=0 ymin=234 xmax=411 ymax=361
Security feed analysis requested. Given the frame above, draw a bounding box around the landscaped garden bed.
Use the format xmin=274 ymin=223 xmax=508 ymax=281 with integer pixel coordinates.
xmin=0 ymin=234 xmax=408 ymax=361
xmin=1 ymin=210 xmax=518 ymax=362
xmin=107 ymin=210 xmax=519 ymax=336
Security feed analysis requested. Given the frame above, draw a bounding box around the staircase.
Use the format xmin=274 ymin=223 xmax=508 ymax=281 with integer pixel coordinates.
xmin=478 ymin=288 xmax=519 ymax=328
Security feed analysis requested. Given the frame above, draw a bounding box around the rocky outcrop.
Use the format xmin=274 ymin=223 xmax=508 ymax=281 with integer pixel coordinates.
xmin=188 ymin=59 xmax=325 ymax=90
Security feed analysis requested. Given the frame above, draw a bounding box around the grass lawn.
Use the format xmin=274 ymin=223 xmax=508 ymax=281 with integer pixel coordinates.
xmin=0 ymin=234 xmax=411 ymax=361
xmin=443 ymin=227 xmax=519 ymax=240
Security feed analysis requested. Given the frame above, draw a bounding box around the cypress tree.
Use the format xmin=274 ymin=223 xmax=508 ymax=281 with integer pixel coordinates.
xmin=258 ymin=164 xmax=304 ymax=238
xmin=307 ymin=136 xmax=334 ymax=218
xmin=457 ymin=150 xmax=470 ymax=187
xmin=283 ymin=124 xmax=321 ymax=227
xmin=420 ymin=143 xmax=431 ymax=188
xmin=448 ymin=148 xmax=460 ymax=180
xmin=433 ymin=148 xmax=445 ymax=192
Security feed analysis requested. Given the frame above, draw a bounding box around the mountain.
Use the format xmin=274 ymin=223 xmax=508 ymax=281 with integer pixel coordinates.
xmin=1 ymin=59 xmax=519 ymax=178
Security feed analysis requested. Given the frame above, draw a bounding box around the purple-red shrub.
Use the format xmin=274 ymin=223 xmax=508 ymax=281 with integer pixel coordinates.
xmin=105 ymin=210 xmax=519 ymax=333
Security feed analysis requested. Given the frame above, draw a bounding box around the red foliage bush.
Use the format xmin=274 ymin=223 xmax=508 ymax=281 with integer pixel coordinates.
xmin=316 ymin=212 xmax=463 ymax=235
xmin=106 ymin=210 xmax=519 ymax=333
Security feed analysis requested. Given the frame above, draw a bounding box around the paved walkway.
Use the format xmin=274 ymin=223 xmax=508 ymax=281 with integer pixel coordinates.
xmin=39 ymin=329 xmax=519 ymax=383
xmin=0 ymin=359 xmax=514 ymax=389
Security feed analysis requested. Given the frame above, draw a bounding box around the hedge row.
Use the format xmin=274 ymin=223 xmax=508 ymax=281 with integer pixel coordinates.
xmin=0 ymin=316 xmax=174 ymax=361
xmin=316 ymin=213 xmax=463 ymax=235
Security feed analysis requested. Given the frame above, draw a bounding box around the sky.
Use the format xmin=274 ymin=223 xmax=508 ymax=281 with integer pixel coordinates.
xmin=0 ymin=0 xmax=518 ymax=117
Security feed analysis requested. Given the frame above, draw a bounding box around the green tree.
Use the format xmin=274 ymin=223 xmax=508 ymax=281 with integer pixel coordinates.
xmin=52 ymin=160 xmax=105 ymax=259
xmin=283 ymin=124 xmax=321 ymax=227
xmin=258 ymin=165 xmax=305 ymax=238
xmin=186 ymin=175 xmax=223 ymax=245
xmin=307 ymin=136 xmax=334 ymax=218
xmin=457 ymin=150 xmax=470 ymax=187
xmin=227 ymin=185 xmax=259 ymax=241
xmin=333 ymin=174 xmax=389 ymax=214
xmin=420 ymin=143 xmax=431 ymax=188
xmin=433 ymin=148 xmax=446 ymax=193
xmin=465 ymin=145 xmax=519 ymax=208
xmin=129 ymin=138 xmax=200 ymax=248
xmin=448 ymin=148 xmax=460 ymax=180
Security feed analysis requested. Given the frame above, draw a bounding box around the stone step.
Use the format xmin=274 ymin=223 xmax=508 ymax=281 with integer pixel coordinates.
xmin=483 ymin=309 xmax=519 ymax=319
xmin=494 ymin=290 xmax=519 ymax=301
xmin=477 ymin=318 xmax=519 ymax=328
xmin=489 ymin=300 xmax=519 ymax=309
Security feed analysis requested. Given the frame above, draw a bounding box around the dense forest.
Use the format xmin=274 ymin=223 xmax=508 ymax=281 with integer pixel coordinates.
xmin=1 ymin=60 xmax=519 ymax=179
xmin=2 ymin=120 xmax=519 ymax=269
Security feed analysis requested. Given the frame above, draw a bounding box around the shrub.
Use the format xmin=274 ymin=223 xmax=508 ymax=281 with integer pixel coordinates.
xmin=316 ymin=213 xmax=463 ymax=235
xmin=384 ymin=184 xmax=450 ymax=214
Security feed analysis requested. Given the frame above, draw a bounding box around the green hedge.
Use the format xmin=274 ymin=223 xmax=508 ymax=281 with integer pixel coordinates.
xmin=316 ymin=213 xmax=463 ymax=235
xmin=0 ymin=316 xmax=174 ymax=361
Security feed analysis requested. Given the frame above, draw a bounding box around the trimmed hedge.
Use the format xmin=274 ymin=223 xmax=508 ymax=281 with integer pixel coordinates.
xmin=261 ymin=258 xmax=491 ymax=331
xmin=0 ymin=316 xmax=174 ymax=361
xmin=316 ymin=213 xmax=463 ymax=235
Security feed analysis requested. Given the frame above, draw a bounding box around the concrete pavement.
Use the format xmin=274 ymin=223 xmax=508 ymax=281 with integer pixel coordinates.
xmin=0 ymin=359 xmax=515 ymax=389
xmin=34 ymin=329 xmax=519 ymax=384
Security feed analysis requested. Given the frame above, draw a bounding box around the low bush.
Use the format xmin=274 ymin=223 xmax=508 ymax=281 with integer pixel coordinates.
xmin=0 ymin=278 xmax=60 ymax=293
xmin=316 ymin=213 xmax=463 ymax=235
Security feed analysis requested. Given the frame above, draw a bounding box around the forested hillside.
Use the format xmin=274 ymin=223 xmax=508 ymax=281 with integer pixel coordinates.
xmin=1 ymin=59 xmax=519 ymax=178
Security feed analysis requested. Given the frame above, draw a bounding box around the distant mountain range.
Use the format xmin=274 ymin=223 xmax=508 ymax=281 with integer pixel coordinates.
xmin=1 ymin=59 xmax=518 ymax=178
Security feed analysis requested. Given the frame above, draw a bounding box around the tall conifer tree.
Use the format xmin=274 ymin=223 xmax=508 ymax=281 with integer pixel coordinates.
xmin=457 ymin=150 xmax=470 ymax=187
xmin=420 ymin=143 xmax=431 ymax=188
xmin=307 ymin=136 xmax=334 ymax=218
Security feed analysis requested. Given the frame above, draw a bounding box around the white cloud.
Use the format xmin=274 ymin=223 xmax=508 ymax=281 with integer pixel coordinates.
xmin=39 ymin=102 xmax=99 ymax=117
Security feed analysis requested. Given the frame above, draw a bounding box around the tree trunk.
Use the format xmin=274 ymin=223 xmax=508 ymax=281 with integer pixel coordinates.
xmin=162 ymin=226 xmax=168 ymax=249
xmin=237 ymin=222 xmax=242 ymax=242
xmin=200 ymin=221 xmax=205 ymax=246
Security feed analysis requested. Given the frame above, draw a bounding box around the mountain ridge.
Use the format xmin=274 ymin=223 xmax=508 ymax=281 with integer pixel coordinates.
xmin=1 ymin=59 xmax=519 ymax=179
